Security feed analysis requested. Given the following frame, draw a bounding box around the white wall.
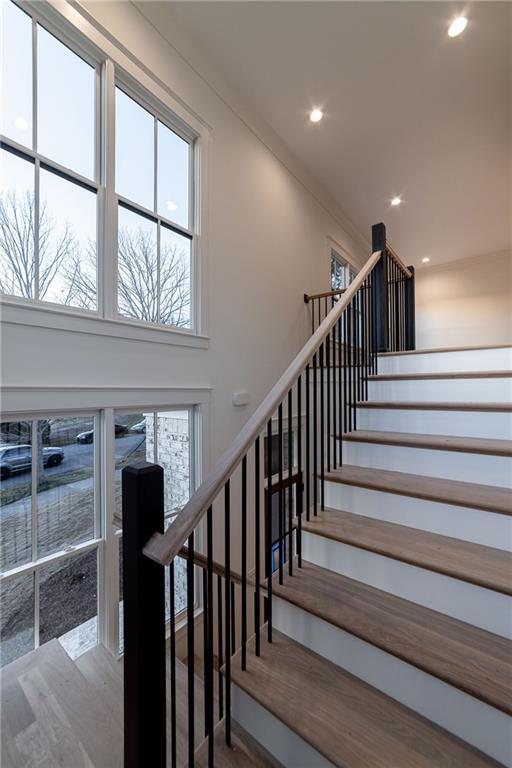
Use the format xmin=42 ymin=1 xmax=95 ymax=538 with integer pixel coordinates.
xmin=415 ymin=250 xmax=512 ymax=350
xmin=0 ymin=0 xmax=367 ymax=460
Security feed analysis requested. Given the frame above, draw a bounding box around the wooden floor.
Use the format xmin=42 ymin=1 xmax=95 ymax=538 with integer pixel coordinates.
xmin=324 ymin=465 xmax=512 ymax=515
xmin=229 ymin=629 xmax=502 ymax=768
xmin=302 ymin=507 xmax=512 ymax=594
xmin=0 ymin=641 xmax=274 ymax=767
xmin=270 ymin=559 xmax=512 ymax=713
xmin=1 ymin=640 xmax=122 ymax=768
xmin=342 ymin=429 xmax=512 ymax=457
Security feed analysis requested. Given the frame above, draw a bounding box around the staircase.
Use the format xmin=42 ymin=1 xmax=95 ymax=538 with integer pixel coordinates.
xmin=229 ymin=343 xmax=511 ymax=767
xmin=3 ymin=229 xmax=510 ymax=768
xmin=118 ymin=227 xmax=511 ymax=768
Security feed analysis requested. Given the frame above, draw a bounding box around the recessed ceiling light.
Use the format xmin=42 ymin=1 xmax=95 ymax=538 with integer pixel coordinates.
xmin=422 ymin=257 xmax=430 ymax=263
xmin=448 ymin=16 xmax=468 ymax=38
xmin=14 ymin=115 xmax=28 ymax=131
xmin=166 ymin=200 xmax=178 ymax=212
xmin=391 ymin=196 xmax=402 ymax=207
xmin=309 ymin=109 xmax=323 ymax=123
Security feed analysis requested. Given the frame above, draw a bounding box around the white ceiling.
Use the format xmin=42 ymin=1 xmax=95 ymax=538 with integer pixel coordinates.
xmin=160 ymin=2 xmax=510 ymax=267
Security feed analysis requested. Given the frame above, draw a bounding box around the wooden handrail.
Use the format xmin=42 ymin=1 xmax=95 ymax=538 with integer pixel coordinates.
xmin=143 ymin=249 xmax=383 ymax=566
xmin=386 ymin=243 xmax=412 ymax=279
xmin=304 ymin=288 xmax=345 ymax=302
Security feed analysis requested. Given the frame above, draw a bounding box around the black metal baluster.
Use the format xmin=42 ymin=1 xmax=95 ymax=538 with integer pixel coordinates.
xmin=338 ymin=316 xmax=343 ymax=462
xmin=241 ymin=456 xmax=247 ymax=669
xmin=297 ymin=374 xmax=303 ymax=567
xmin=349 ymin=301 xmax=354 ymax=432
xmin=332 ymin=323 xmax=337 ymax=470
xmin=202 ymin=568 xmax=208 ymax=738
xmin=217 ymin=574 xmax=223 ymax=720
xmin=169 ymin=562 xmax=177 ymax=768
xmin=230 ymin=582 xmax=236 ymax=656
xmin=206 ymin=507 xmax=214 ymax=767
xmin=266 ymin=420 xmax=273 ymax=642
xmin=361 ymin=280 xmax=368 ymax=400
xmin=278 ymin=403 xmax=284 ymax=582
xmin=320 ymin=341 xmax=325 ymax=511
xmin=224 ymin=481 xmax=231 ymax=746
xmin=326 ymin=326 xmax=331 ymax=473
xmin=305 ymin=364 xmax=311 ymax=521
xmin=343 ymin=309 xmax=348 ymax=434
xmin=254 ymin=437 xmax=261 ymax=656
xmin=287 ymin=388 xmax=293 ymax=576
xmin=357 ymin=290 xmax=362 ymax=408
xmin=313 ymin=352 xmax=318 ymax=515
xmin=187 ymin=532 xmax=195 ymax=767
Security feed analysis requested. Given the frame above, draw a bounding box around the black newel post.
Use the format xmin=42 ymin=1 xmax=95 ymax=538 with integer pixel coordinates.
xmin=405 ymin=264 xmax=416 ymax=350
xmin=122 ymin=461 xmax=166 ymax=768
xmin=372 ymin=222 xmax=389 ymax=353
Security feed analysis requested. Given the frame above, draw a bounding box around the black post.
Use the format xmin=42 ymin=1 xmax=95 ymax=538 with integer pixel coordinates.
xmin=372 ymin=222 xmax=389 ymax=353
xmin=405 ymin=265 xmax=416 ymax=350
xmin=122 ymin=461 xmax=166 ymax=768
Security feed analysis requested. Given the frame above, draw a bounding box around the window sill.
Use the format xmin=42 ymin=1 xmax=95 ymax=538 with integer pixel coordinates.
xmin=0 ymin=298 xmax=210 ymax=350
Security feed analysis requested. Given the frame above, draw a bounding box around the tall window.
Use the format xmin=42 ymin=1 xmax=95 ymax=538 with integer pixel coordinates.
xmin=0 ymin=2 xmax=197 ymax=332
xmin=115 ymin=88 xmax=193 ymax=328
xmin=0 ymin=2 xmax=98 ymax=309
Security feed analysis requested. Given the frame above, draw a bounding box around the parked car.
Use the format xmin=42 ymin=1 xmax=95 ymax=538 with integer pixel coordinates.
xmin=76 ymin=424 xmax=128 ymax=444
xmin=0 ymin=444 xmax=64 ymax=480
xmin=129 ymin=421 xmax=146 ymax=434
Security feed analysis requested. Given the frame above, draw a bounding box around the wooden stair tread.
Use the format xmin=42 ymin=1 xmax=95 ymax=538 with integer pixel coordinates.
xmin=325 ymin=465 xmax=512 ymax=516
xmin=369 ymin=370 xmax=512 ymax=381
xmin=302 ymin=508 xmax=512 ymax=594
xmin=354 ymin=400 xmax=512 ymax=411
xmin=271 ymin=559 xmax=512 ymax=713
xmin=342 ymin=430 xmax=512 ymax=457
xmin=230 ymin=629 xmax=501 ymax=767
xmin=379 ymin=344 xmax=512 ymax=356
xmin=191 ymin=720 xmax=281 ymax=767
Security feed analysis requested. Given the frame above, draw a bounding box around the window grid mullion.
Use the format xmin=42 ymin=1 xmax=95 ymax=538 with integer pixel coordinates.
xmin=154 ymin=117 xmax=160 ymax=324
xmin=31 ymin=420 xmax=39 ymax=648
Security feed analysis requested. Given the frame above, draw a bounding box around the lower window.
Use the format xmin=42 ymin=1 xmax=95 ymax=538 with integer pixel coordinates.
xmin=0 ymin=416 xmax=99 ymax=667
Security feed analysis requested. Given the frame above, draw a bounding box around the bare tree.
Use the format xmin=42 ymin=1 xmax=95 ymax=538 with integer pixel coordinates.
xmin=64 ymin=226 xmax=191 ymax=327
xmin=0 ymin=191 xmax=77 ymax=300
xmin=0 ymin=192 xmax=190 ymax=325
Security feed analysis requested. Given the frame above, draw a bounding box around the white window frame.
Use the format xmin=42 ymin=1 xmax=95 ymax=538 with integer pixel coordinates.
xmin=0 ymin=5 xmax=102 ymax=312
xmin=0 ymin=411 xmax=102 ymax=656
xmin=1 ymin=0 xmax=211 ymax=346
xmin=113 ymin=74 xmax=197 ymax=332
xmin=1 ymin=391 xmax=209 ymax=661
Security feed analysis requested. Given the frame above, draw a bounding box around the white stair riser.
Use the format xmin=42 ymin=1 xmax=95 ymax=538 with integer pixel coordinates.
xmin=356 ymin=407 xmax=512 ymax=439
xmin=232 ymin=685 xmax=333 ymax=768
xmin=273 ymin=598 xmax=511 ymax=767
xmin=341 ymin=442 xmax=512 ymax=487
xmin=368 ymin=377 xmax=512 ymax=402
xmin=377 ymin=347 xmax=512 ymax=375
xmin=324 ymin=481 xmax=512 ymax=551
xmin=302 ymin=532 xmax=512 ymax=638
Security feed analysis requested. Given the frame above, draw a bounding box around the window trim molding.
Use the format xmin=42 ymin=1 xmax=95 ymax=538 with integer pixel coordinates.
xmin=0 ymin=297 xmax=210 ymax=348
